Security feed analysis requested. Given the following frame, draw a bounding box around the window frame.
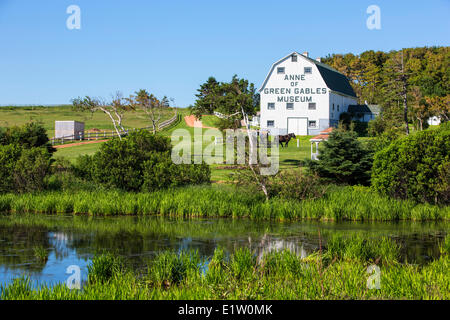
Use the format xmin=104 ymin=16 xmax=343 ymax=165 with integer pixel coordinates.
xmin=277 ymin=67 xmax=285 ymax=74
xmin=267 ymin=120 xmax=275 ymax=127
xmin=286 ymin=102 xmax=294 ymax=110
xmin=304 ymin=67 xmax=312 ymax=74
xmin=308 ymin=120 xmax=317 ymax=128
xmin=267 ymin=103 xmax=275 ymax=110
xmin=308 ymin=102 xmax=316 ymax=110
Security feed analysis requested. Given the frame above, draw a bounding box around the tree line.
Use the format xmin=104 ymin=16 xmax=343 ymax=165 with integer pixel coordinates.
xmin=322 ymin=46 xmax=449 ymax=133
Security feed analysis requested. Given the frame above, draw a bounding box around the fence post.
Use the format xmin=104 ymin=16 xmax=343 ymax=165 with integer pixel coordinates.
xmin=297 ymin=139 xmax=299 ymax=148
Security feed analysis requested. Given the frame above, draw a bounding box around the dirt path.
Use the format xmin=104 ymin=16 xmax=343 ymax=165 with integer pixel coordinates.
xmin=54 ymin=139 xmax=108 ymax=149
xmin=184 ymin=115 xmax=216 ymax=129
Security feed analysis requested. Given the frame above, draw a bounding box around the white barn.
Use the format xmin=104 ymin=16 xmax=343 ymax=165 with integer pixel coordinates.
xmin=259 ymin=51 xmax=358 ymax=136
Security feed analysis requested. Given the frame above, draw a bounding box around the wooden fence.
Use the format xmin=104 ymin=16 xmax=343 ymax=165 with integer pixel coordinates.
xmin=50 ymin=109 xmax=179 ymax=146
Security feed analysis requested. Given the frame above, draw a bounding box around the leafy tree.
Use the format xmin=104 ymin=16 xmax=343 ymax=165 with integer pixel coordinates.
xmin=0 ymin=144 xmax=52 ymax=193
xmin=323 ymin=46 xmax=449 ymax=135
xmin=72 ymin=93 xmax=133 ymax=140
xmin=190 ymin=77 xmax=221 ymax=119
xmin=371 ymin=124 xmax=449 ymax=204
xmin=191 ymin=75 xmax=258 ymax=121
xmin=0 ymin=122 xmax=54 ymax=153
xmin=14 ymin=147 xmax=52 ymax=193
xmin=306 ymin=129 xmax=374 ymax=185
xmin=426 ymin=95 xmax=449 ymax=123
xmin=0 ymin=144 xmax=22 ymax=193
xmin=129 ymin=90 xmax=174 ymax=134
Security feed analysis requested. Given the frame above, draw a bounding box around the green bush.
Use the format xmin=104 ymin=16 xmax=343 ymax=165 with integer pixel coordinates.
xmin=371 ymin=125 xmax=449 ymax=204
xmin=0 ymin=145 xmax=51 ymax=193
xmin=89 ymin=130 xmax=171 ymax=191
xmin=142 ymin=156 xmax=210 ymax=192
xmin=13 ymin=147 xmax=52 ymax=193
xmin=0 ymin=122 xmax=55 ymax=153
xmin=76 ymin=130 xmax=210 ymax=191
xmin=73 ymin=154 xmax=95 ymax=180
xmin=267 ymin=170 xmax=328 ymax=201
xmin=0 ymin=144 xmax=22 ymax=193
xmin=306 ymin=129 xmax=374 ymax=185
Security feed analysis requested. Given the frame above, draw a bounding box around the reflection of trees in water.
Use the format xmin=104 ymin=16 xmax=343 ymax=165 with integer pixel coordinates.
xmin=0 ymin=225 xmax=51 ymax=273
xmin=394 ymin=233 xmax=446 ymax=264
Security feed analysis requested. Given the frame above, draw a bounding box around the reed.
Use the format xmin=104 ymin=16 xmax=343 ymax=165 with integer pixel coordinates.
xmin=0 ymin=185 xmax=448 ymax=221
xmin=1 ymin=244 xmax=449 ymax=300
xmin=33 ymin=246 xmax=48 ymax=263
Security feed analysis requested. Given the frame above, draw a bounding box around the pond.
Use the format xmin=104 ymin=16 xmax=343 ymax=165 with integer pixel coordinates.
xmin=0 ymin=214 xmax=447 ymax=287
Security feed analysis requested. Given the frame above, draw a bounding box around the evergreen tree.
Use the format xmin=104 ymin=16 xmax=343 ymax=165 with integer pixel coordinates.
xmin=306 ymin=129 xmax=373 ymax=185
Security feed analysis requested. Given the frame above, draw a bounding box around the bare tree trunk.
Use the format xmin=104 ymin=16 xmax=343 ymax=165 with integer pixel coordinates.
xmin=100 ymin=107 xmax=122 ymax=140
xmin=401 ymin=52 xmax=410 ymax=135
xmin=241 ymin=106 xmax=269 ymax=201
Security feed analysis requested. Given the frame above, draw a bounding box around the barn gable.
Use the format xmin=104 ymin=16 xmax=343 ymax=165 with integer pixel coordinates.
xmin=259 ymin=51 xmax=356 ymax=98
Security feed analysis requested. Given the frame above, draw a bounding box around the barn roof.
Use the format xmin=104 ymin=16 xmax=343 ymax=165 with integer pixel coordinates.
xmin=348 ymin=104 xmax=381 ymax=114
xmin=259 ymin=51 xmax=357 ymax=98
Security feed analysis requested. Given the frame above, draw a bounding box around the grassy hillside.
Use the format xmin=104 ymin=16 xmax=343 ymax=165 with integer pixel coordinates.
xmin=0 ymin=105 xmax=176 ymax=138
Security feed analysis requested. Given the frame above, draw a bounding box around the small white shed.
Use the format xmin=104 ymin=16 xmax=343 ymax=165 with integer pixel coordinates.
xmin=55 ymin=121 xmax=85 ymax=139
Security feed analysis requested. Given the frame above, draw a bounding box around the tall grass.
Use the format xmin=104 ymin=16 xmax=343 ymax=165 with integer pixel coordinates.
xmin=1 ymin=242 xmax=449 ymax=300
xmin=0 ymin=185 xmax=448 ymax=221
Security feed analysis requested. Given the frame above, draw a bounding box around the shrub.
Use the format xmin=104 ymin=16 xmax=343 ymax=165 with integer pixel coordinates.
xmin=82 ymin=130 xmax=210 ymax=191
xmin=0 ymin=144 xmax=22 ymax=193
xmin=0 ymin=122 xmax=55 ymax=153
xmin=13 ymin=147 xmax=52 ymax=193
xmin=371 ymin=125 xmax=449 ymax=204
xmin=0 ymin=145 xmax=52 ymax=193
xmin=306 ymin=129 xmax=374 ymax=185
xmin=267 ymin=170 xmax=327 ymax=201
xmin=73 ymin=154 xmax=95 ymax=180
xmin=89 ymin=130 xmax=171 ymax=191
xmin=142 ymin=156 xmax=210 ymax=192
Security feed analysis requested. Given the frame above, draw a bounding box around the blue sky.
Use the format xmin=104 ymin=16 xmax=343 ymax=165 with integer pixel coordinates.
xmin=0 ymin=0 xmax=449 ymax=107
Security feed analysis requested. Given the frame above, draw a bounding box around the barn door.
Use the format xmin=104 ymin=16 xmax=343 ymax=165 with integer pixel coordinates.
xmin=287 ymin=118 xmax=307 ymax=135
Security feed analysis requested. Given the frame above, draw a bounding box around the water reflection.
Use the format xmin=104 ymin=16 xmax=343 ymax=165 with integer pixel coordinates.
xmin=0 ymin=215 xmax=447 ymax=287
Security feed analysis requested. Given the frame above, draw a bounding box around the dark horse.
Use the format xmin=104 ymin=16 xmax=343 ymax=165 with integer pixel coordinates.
xmin=278 ymin=133 xmax=296 ymax=148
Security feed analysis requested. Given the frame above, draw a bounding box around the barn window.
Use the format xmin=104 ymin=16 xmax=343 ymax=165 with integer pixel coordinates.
xmin=304 ymin=67 xmax=312 ymax=74
xmin=332 ymin=103 xmax=335 ymax=111
xmin=267 ymin=120 xmax=275 ymax=127
xmin=309 ymin=121 xmax=317 ymax=127
xmin=267 ymin=103 xmax=275 ymax=110
xmin=291 ymin=55 xmax=297 ymax=62
xmin=308 ymin=103 xmax=316 ymax=110
xmin=277 ymin=67 xmax=285 ymax=74
xmin=337 ymin=105 xmax=340 ymax=111
xmin=286 ymin=103 xmax=294 ymax=110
